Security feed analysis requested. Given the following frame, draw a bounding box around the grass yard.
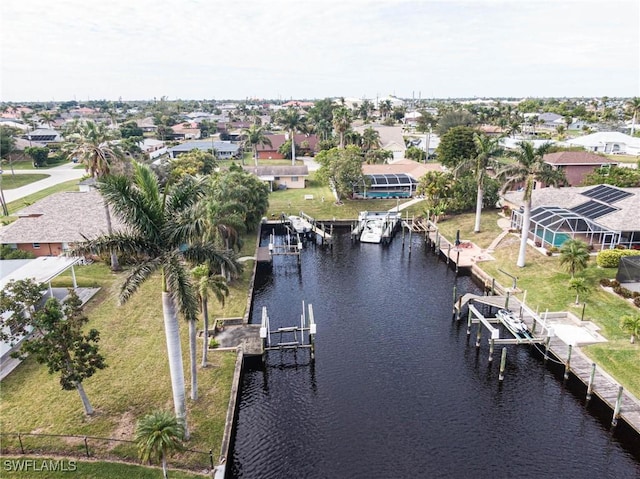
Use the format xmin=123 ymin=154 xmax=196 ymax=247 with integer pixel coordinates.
xmin=435 ymin=211 xmax=505 ymax=249
xmin=5 ymin=179 xmax=80 ymax=214
xmin=0 ymin=457 xmax=207 ymax=478
xmin=0 ymin=173 xmax=49 ymax=189
xmin=461 ymin=219 xmax=640 ymax=397
xmin=2 ymin=158 xmax=69 ymax=170
xmin=0 ymin=260 xmax=246 ymax=471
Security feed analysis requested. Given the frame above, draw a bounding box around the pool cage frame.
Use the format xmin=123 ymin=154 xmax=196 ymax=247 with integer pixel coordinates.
xmin=510 ymin=206 xmax=620 ymax=251
xmin=353 ymin=173 xmax=418 ymax=199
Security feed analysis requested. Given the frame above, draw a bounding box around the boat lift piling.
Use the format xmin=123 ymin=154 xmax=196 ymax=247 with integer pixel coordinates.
xmin=259 ymin=302 xmax=317 ymax=359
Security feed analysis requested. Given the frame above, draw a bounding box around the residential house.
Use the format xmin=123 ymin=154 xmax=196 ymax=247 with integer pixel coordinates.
xmin=167 ymin=140 xmax=239 ymax=159
xmin=543 ymin=151 xmax=617 ymax=187
xmin=0 ymin=190 xmax=123 ymax=257
xmin=23 ymin=128 xmax=62 ymax=144
xmin=256 ymin=134 xmax=319 ymax=159
xmin=243 ymin=165 xmax=309 ymax=190
xmin=503 ymin=184 xmax=640 ymax=250
xmin=354 ymin=125 xmax=407 ymax=160
xmin=138 ymin=138 xmax=166 ymax=160
xmin=136 ymin=117 xmax=158 ymax=133
xmin=563 ymin=132 xmax=640 ymax=156
xmin=358 ymin=159 xmax=443 ymax=198
xmin=170 ymin=121 xmax=201 ymax=140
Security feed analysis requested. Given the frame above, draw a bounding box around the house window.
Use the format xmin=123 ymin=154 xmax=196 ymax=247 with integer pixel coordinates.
xmin=33 ymin=243 xmax=40 ymax=249
xmin=274 ymin=176 xmax=280 ymax=180
xmin=291 ymin=176 xmax=298 ymax=181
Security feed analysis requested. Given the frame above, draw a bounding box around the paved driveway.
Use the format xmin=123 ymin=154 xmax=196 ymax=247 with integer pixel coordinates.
xmin=2 ymin=163 xmax=86 ymax=203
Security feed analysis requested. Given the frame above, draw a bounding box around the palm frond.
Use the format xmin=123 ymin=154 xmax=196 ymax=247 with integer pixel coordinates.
xmin=182 ymin=243 xmax=240 ymax=277
xmin=164 ymin=252 xmax=200 ymax=322
xmin=120 ymin=256 xmax=164 ymax=305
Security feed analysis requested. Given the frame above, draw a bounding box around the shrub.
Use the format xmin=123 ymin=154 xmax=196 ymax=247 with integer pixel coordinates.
xmin=209 ymin=338 xmax=220 ymax=349
xmin=596 ymin=248 xmax=640 ymax=268
xmin=600 ymin=278 xmax=612 ymax=287
xmin=634 ymin=297 xmax=640 ymax=308
xmin=0 ymin=245 xmax=35 ymax=260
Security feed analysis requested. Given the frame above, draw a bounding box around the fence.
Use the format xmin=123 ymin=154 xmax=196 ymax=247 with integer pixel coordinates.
xmin=0 ymin=432 xmax=214 ymax=471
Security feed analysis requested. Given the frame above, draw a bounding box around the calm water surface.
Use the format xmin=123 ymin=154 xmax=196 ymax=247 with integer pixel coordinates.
xmin=230 ymin=231 xmax=640 ymax=478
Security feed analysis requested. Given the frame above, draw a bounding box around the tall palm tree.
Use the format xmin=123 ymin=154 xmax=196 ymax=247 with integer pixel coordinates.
xmin=454 ymin=133 xmax=501 ymax=233
xmin=332 ymin=107 xmax=352 ymax=149
xmin=278 ymin=107 xmax=305 ymax=166
xmin=379 ymin=99 xmax=392 ymax=120
xmin=64 ymin=120 xmax=126 ymax=270
xmin=620 ymin=314 xmax=640 ymax=344
xmin=72 ymin=163 xmax=238 ymax=435
xmin=135 ymin=410 xmax=185 ymax=479
xmin=361 ymin=127 xmax=381 ymax=153
xmin=498 ymin=141 xmax=565 ymax=267
xmin=192 ymin=265 xmax=229 ymax=368
xmin=625 ymin=97 xmax=640 ymax=136
xmin=242 ymin=124 xmax=272 ymax=167
xmin=39 ymin=111 xmax=55 ymax=128
xmin=559 ymin=239 xmax=590 ymax=278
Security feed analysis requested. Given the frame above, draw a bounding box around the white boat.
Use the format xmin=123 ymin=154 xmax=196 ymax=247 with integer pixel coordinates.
xmin=288 ymin=215 xmax=311 ymax=234
xmin=360 ymin=219 xmax=383 ymax=243
xmin=496 ymin=309 xmax=528 ymax=333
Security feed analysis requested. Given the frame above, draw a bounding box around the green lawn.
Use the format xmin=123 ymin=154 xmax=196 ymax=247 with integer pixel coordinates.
xmin=604 ymin=153 xmax=639 ymax=164
xmin=5 ymin=179 xmax=80 ymax=214
xmin=0 ymin=173 xmax=49 ymax=189
xmin=0 ymin=457 xmax=207 ymax=478
xmin=2 ymin=158 xmax=69 ymax=170
xmin=0 ymin=261 xmax=244 ymax=471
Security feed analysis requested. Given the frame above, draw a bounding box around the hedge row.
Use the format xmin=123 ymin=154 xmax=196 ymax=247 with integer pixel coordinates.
xmin=595 ymin=249 xmax=640 ymax=268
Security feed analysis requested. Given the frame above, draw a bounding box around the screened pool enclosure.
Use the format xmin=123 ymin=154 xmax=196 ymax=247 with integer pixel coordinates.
xmin=354 ymin=173 xmax=418 ymax=199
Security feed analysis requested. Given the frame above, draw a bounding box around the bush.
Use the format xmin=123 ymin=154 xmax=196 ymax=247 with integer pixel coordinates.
xmin=208 ymin=338 xmax=220 ymax=349
xmin=634 ymin=297 xmax=640 ymax=308
xmin=596 ymin=248 xmax=640 ymax=268
xmin=0 ymin=245 xmax=35 ymax=259
xmin=600 ymin=278 xmax=612 ymax=287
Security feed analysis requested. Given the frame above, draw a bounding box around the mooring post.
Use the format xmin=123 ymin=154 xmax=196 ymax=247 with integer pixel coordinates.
xmin=447 ymin=243 xmax=451 ymax=264
xmin=489 ymin=338 xmax=495 ymax=362
xmin=467 ymin=308 xmax=472 ymax=335
xmin=456 ymin=250 xmax=460 ymax=274
xmin=612 ymin=386 xmax=624 ymax=427
xmin=491 ymin=278 xmax=495 ymax=296
xmin=409 ymin=227 xmax=413 ymax=255
xmin=452 ymin=284 xmax=457 ymax=316
xmin=543 ymin=336 xmax=551 ymax=363
xmin=499 ymin=347 xmax=507 ymax=381
xmin=504 ymin=290 xmax=510 ymax=309
xmin=402 ymin=220 xmax=406 ymax=248
xmin=457 ymin=296 xmax=462 ymax=320
xmin=475 ymin=322 xmax=482 ymax=348
xmin=586 ymin=363 xmax=597 ymax=401
xmin=564 ymin=344 xmax=572 ymax=380
xmin=531 ymin=315 xmax=537 ymax=334
xmin=209 ymin=449 xmax=214 ymax=470
xmin=84 ymin=436 xmax=90 ymax=457
xmin=581 ymin=302 xmax=586 ymax=321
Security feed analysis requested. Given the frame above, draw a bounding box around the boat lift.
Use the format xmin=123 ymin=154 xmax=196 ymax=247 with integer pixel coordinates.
xmin=268 ymin=228 xmax=302 ymax=262
xmin=260 ymin=302 xmax=317 ymax=359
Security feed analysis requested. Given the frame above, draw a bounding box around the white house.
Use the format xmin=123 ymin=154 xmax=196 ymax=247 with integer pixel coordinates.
xmin=563 ymin=132 xmax=640 ymax=156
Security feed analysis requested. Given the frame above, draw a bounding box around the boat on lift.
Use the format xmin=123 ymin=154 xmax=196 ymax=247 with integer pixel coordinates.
xmin=288 ymin=215 xmax=311 ymax=234
xmin=496 ymin=308 xmax=528 ymax=334
xmin=360 ymin=219 xmax=384 ymax=243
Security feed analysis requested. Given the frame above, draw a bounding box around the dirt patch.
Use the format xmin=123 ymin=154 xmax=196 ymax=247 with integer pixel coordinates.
xmin=110 ymin=410 xmax=136 ymax=444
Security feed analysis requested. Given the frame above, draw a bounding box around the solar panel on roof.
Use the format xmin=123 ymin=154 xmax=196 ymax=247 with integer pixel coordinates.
xmin=582 ymin=184 xmax=632 ymax=204
xmin=571 ymin=200 xmax=617 ymax=219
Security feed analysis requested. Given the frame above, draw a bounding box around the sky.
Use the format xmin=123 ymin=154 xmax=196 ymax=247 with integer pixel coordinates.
xmin=1 ymin=0 xmax=639 ymax=102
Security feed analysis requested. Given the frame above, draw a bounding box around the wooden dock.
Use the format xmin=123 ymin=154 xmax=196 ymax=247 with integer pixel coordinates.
xmin=459 ymin=293 xmax=640 ymax=434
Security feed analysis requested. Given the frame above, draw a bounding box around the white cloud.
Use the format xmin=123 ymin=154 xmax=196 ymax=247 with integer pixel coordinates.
xmin=1 ymin=0 xmax=638 ymax=100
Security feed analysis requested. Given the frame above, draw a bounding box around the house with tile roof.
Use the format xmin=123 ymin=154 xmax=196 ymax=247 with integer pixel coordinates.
xmin=0 ymin=190 xmax=123 ymax=257
xmin=543 ymin=151 xmax=618 ymax=187
xmin=353 ymin=125 xmax=407 ymax=160
xmin=242 ymin=165 xmax=309 ymax=190
xmin=256 ymin=134 xmax=319 ymax=159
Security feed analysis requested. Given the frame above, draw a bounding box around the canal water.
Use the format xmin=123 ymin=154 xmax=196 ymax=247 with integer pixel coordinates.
xmin=230 ymin=231 xmax=640 ymax=478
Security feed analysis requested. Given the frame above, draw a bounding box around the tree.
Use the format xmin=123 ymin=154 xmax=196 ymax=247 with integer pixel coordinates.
xmin=316 ymin=146 xmax=365 ymax=202
xmin=435 ymin=110 xmax=476 ymax=136
xmin=72 ymin=163 xmax=238 ymax=436
xmin=405 ymin=146 xmax=426 ymax=162
xmin=24 ymin=146 xmax=49 ymax=168
xmin=559 ymin=239 xmax=590 ymax=278
xmin=497 ymin=141 xmax=566 ymax=267
xmin=135 ymin=410 xmax=185 ymax=479
xmin=15 ymin=290 xmax=106 ymax=415
xmin=169 ymin=149 xmax=217 ymax=180
xmin=454 ymin=134 xmax=502 ymax=233
xmin=378 ymin=99 xmax=392 ymax=120
xmin=568 ymin=277 xmax=588 ymax=305
xmin=582 ymin=165 xmax=640 ymax=187
xmin=364 ymin=149 xmax=392 ymax=164
xmin=278 ymin=107 xmax=306 ymax=166
xmin=0 ymin=126 xmax=18 ymax=178
xmin=332 ymin=107 xmax=352 ymax=149
xmin=63 ymin=120 xmax=126 ymax=271
xmin=38 ymin=111 xmax=55 ymax=128
xmin=119 ymin=121 xmax=144 ymax=139
xmin=620 ymin=314 xmax=640 ymax=344
xmin=361 ymin=127 xmax=381 ymax=153
xmin=0 ymin=279 xmax=47 ymax=344
xmin=192 ymin=265 xmax=229 ymax=368
xmin=436 ymin=126 xmax=477 ymax=169
xmin=242 ymin=124 xmax=272 ymax=167
xmin=625 ymin=97 xmax=640 ymax=136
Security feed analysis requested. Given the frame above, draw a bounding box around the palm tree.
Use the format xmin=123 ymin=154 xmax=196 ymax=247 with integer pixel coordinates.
xmin=625 ymin=97 xmax=640 ymax=136
xmin=278 ymin=107 xmax=305 ymax=166
xmin=332 ymin=107 xmax=352 ymax=149
xmin=242 ymin=124 xmax=271 ymax=167
xmin=72 ymin=163 xmax=238 ymax=435
xmin=454 ymin=133 xmax=501 ymax=233
xmin=568 ymin=277 xmax=588 ymax=305
xmin=620 ymin=314 xmax=640 ymax=343
xmin=192 ymin=265 xmax=229 ymax=368
xmin=361 ymin=127 xmax=381 ymax=153
xmin=64 ymin=120 xmax=126 ymax=271
xmin=559 ymin=239 xmax=590 ymax=278
xmin=379 ymin=99 xmax=392 ymax=120
xmin=39 ymin=111 xmax=55 ymax=128
xmin=135 ymin=410 xmax=185 ymax=479
xmin=498 ymin=141 xmax=566 ymax=267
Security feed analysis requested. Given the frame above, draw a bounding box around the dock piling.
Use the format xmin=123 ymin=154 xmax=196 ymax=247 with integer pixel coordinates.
xmin=499 ymin=347 xmax=507 ymax=381
xmin=586 ymin=363 xmax=597 ymax=401
xmin=475 ymin=322 xmax=482 ymax=348
xmin=466 ymin=308 xmax=472 ymax=336
xmin=564 ymin=345 xmax=572 ymax=380
xmin=612 ymin=386 xmax=624 ymax=427
xmin=489 ymin=338 xmax=495 ymax=362
xmin=543 ymin=336 xmax=551 ymax=363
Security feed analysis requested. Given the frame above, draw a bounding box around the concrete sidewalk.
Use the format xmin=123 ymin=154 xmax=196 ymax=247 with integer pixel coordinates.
xmin=2 ymin=162 xmax=86 ymax=203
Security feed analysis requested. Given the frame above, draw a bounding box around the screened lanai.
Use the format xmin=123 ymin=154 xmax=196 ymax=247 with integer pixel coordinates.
xmin=511 ymin=205 xmax=619 ymax=250
xmin=356 ymin=173 xmax=418 ymax=198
